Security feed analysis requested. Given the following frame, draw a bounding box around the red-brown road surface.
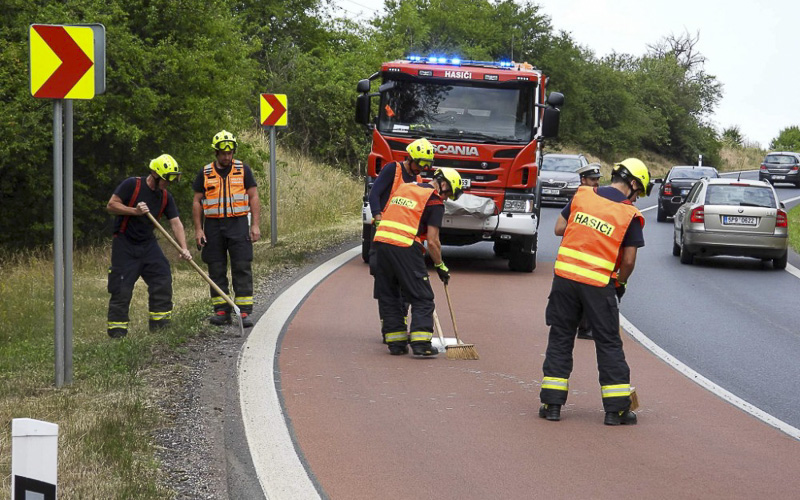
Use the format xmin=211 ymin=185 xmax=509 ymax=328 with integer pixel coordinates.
xmin=277 ymin=254 xmax=800 ymax=499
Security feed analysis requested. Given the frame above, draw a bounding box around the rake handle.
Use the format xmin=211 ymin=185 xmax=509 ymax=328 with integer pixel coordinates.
xmin=145 ymin=212 xmax=239 ymax=314
xmin=443 ymin=283 xmax=462 ymax=344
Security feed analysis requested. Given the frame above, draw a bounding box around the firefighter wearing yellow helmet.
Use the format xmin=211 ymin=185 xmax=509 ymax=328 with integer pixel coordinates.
xmin=539 ymin=158 xmax=648 ymax=425
xmin=372 ymin=166 xmax=462 ymax=356
xmin=192 ymin=130 xmax=261 ymax=328
xmin=105 ymin=154 xmax=193 ymax=339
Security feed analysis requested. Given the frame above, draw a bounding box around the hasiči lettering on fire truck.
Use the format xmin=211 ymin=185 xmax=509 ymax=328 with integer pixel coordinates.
xmin=355 ymin=54 xmax=563 ymax=272
xmin=573 ymin=212 xmax=615 ymax=237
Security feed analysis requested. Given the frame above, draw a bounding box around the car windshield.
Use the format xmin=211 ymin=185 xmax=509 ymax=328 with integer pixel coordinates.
xmin=542 ymin=157 xmax=582 ymax=172
xmin=669 ymin=167 xmax=717 ymax=180
xmin=705 ymin=185 xmax=777 ymax=208
xmin=765 ymin=155 xmax=796 ymax=165
xmin=378 ymin=79 xmax=535 ymax=143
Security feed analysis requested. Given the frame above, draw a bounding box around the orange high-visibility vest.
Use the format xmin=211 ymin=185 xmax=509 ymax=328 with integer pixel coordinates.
xmin=554 ymin=186 xmax=644 ymax=287
xmin=373 ymin=183 xmax=435 ymax=247
xmin=390 ymin=162 xmax=422 ymax=200
xmin=201 ymin=160 xmax=249 ymax=218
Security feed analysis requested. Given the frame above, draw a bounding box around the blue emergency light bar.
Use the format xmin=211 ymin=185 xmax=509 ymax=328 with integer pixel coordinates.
xmin=407 ymin=55 xmax=515 ymax=69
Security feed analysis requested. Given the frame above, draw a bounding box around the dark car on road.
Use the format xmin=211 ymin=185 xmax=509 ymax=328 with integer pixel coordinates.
xmin=539 ymin=153 xmax=589 ymax=205
xmin=672 ymin=178 xmax=788 ymax=269
xmin=656 ymin=165 xmax=720 ymax=222
xmin=759 ymin=152 xmax=800 ymax=187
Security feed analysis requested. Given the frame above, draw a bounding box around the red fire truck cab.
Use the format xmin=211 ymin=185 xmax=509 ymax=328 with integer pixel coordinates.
xmin=356 ymin=56 xmax=563 ymax=272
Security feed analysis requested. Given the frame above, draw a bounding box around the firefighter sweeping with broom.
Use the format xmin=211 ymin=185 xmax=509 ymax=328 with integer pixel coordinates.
xmin=539 ymin=158 xmax=651 ymax=425
xmin=372 ymin=168 xmax=462 ymax=356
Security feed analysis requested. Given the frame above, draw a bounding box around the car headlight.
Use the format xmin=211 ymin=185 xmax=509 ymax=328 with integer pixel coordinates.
xmin=503 ymin=196 xmax=535 ymax=213
xmin=566 ymin=181 xmax=581 ymax=188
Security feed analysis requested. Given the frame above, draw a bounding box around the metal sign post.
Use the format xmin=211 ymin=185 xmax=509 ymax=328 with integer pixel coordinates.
xmin=30 ymin=23 xmax=105 ymax=386
xmin=259 ymin=93 xmax=288 ymax=246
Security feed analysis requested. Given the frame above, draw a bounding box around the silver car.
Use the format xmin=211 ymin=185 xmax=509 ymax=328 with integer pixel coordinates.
xmin=673 ymin=178 xmax=788 ymax=269
xmin=539 ymin=153 xmax=589 ymax=204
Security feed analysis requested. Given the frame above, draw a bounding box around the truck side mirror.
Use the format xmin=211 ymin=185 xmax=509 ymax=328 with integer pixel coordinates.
xmin=547 ymin=92 xmax=565 ymax=107
xmin=541 ymin=107 xmax=560 ymax=139
xmin=355 ymin=94 xmax=371 ymax=125
xmin=356 ymin=79 xmax=371 ymax=93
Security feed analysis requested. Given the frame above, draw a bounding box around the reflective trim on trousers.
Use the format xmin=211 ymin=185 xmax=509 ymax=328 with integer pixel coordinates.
xmin=542 ymin=376 xmax=569 ymax=391
xmin=601 ymin=384 xmax=631 ymax=398
xmin=149 ymin=310 xmax=172 ymax=321
xmin=385 ymin=331 xmax=409 ymax=343
xmin=409 ymin=330 xmax=432 ymax=343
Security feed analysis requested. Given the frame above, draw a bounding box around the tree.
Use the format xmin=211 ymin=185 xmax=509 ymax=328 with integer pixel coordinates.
xmin=770 ymin=126 xmax=800 ymax=151
xmin=722 ymin=126 xmax=744 ymax=148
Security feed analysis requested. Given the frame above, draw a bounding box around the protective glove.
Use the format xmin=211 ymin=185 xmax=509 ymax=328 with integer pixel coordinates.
xmin=372 ymin=217 xmax=381 ymax=229
xmin=435 ymin=261 xmax=450 ymax=285
xmin=615 ymin=283 xmax=626 ymax=302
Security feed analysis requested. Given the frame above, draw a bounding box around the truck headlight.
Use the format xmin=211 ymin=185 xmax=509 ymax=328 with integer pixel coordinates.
xmin=503 ymin=197 xmax=534 ymax=213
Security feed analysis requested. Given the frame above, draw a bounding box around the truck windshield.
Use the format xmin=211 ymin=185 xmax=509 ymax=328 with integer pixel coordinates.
xmin=378 ymin=79 xmax=535 ymax=143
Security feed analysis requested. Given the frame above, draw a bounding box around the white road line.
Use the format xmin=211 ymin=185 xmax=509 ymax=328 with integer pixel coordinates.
xmin=239 ymin=247 xmax=360 ymax=500
xmin=620 ymin=315 xmax=800 ymax=441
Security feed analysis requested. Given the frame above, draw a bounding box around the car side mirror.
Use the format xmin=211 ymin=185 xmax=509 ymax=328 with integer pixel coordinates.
xmin=780 ymin=201 xmax=786 ymax=209
xmin=653 ymin=178 xmax=663 ymax=184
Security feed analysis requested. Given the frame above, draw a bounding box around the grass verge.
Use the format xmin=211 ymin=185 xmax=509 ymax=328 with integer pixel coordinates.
xmin=0 ymin=130 xmax=361 ymax=499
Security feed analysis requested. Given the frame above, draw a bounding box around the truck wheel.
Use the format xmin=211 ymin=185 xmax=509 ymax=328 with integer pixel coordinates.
xmin=361 ymin=224 xmax=372 ymax=263
xmin=508 ymin=237 xmax=536 ymax=272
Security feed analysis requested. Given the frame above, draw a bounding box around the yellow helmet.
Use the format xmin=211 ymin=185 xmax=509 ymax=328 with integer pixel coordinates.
xmin=613 ymin=158 xmax=652 ymax=196
xmin=433 ymin=167 xmax=463 ymax=200
xmin=406 ymin=138 xmax=435 ymax=167
xmin=149 ymin=154 xmax=181 ymax=182
xmin=211 ymin=130 xmax=237 ymax=152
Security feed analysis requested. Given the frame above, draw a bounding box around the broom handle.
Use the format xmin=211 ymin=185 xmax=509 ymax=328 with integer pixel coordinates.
xmin=443 ymin=283 xmax=462 ymax=344
xmin=145 ymin=212 xmax=238 ymax=313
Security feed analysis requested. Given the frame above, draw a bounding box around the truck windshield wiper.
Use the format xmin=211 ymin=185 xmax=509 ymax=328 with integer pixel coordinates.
xmin=430 ymin=128 xmax=514 ymax=143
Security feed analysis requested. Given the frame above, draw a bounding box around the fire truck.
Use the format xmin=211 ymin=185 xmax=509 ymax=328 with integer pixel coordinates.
xmin=355 ymin=56 xmax=563 ymax=271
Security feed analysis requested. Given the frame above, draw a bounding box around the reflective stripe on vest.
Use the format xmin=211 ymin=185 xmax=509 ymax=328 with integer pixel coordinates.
xmin=373 ymin=183 xmax=434 ymax=247
xmin=202 ymin=160 xmax=250 ymax=218
xmin=601 ymin=384 xmax=631 ymax=398
xmin=554 ymin=187 xmax=643 ymax=287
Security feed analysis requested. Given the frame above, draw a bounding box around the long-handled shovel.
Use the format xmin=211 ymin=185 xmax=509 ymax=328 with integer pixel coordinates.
xmin=443 ymin=283 xmax=479 ymax=360
xmin=146 ymin=212 xmax=245 ymax=337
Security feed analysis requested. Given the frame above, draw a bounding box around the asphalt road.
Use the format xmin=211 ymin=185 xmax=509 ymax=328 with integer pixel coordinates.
xmin=240 ymin=172 xmax=800 ymax=498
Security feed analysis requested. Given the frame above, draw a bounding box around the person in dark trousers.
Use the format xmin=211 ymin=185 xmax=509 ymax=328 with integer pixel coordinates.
xmin=373 ymin=168 xmax=463 ymax=356
xmin=368 ymin=138 xmax=432 ymax=340
xmin=106 ymin=154 xmax=192 ymax=339
xmin=539 ymin=158 xmax=651 ymax=426
xmin=574 ymin=163 xmax=602 ymax=340
xmin=192 ymin=130 xmax=261 ymax=328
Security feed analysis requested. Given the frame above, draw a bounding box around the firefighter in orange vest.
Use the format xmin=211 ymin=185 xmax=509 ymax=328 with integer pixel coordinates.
xmin=192 ymin=130 xmax=260 ymax=328
xmin=539 ymin=158 xmax=651 ymax=425
xmin=368 ymin=138 xmax=430 ymax=228
xmin=373 ymin=168 xmax=463 ymax=356
xmin=106 ymin=154 xmax=192 ymax=339
xmin=575 ymin=163 xmax=602 ymax=340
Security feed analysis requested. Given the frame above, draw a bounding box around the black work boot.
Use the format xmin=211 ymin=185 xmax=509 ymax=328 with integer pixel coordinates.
xmin=108 ymin=328 xmax=127 ymax=339
xmin=410 ymin=342 xmax=438 ymax=356
xmin=388 ymin=342 xmax=409 ymax=355
xmin=149 ymin=319 xmax=170 ymax=331
xmin=240 ymin=312 xmax=254 ymax=328
xmin=604 ymin=409 xmax=638 ymax=426
xmin=538 ymin=404 xmax=561 ymax=421
xmin=209 ymin=311 xmax=232 ymax=326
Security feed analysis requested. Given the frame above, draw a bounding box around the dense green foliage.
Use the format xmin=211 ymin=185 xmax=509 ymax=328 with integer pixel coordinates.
xmin=770 ymin=125 xmax=800 ymax=152
xmin=0 ymin=0 xmax=765 ymax=248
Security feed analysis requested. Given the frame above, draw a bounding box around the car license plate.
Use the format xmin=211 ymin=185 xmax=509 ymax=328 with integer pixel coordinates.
xmin=542 ymin=188 xmax=559 ymax=195
xmin=723 ymin=216 xmax=757 ymax=226
xmin=461 ymin=178 xmax=471 ymax=189
xmin=773 ymin=175 xmax=785 ymax=180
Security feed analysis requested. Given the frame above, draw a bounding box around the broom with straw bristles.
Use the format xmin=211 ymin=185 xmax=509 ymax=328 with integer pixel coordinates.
xmin=443 ymin=283 xmax=479 ymax=360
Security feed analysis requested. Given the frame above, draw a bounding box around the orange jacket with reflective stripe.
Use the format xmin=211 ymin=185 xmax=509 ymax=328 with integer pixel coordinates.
xmin=201 ymin=160 xmax=249 ymax=218
xmin=373 ymin=183 xmax=435 ymax=247
xmin=390 ymin=162 xmax=422 ymax=201
xmin=554 ymin=186 xmax=644 ymax=287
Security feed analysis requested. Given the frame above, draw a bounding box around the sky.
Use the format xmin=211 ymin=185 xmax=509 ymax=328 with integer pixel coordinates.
xmin=332 ymin=0 xmax=800 ymax=148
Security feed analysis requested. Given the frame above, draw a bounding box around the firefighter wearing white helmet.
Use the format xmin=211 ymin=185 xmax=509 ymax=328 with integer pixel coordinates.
xmin=539 ymin=158 xmax=648 ymax=425
xmin=372 ymin=166 xmax=462 ymax=357
xmin=105 ymin=154 xmax=193 ymax=339
xmin=192 ymin=130 xmax=261 ymax=328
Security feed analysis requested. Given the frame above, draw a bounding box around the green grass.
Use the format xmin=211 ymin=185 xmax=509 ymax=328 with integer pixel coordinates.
xmin=0 ymin=131 xmax=361 ymax=499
